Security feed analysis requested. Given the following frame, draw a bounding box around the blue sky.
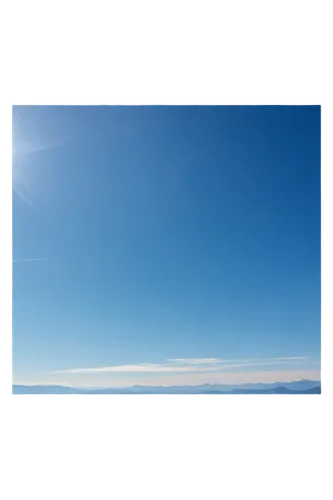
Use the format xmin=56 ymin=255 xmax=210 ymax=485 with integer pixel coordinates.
xmin=12 ymin=106 xmax=321 ymax=387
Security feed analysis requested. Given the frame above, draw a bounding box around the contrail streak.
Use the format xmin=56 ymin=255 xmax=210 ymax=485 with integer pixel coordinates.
xmin=13 ymin=185 xmax=32 ymax=205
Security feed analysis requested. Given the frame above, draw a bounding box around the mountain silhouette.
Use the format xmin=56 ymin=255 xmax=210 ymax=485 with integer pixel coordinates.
xmin=12 ymin=381 xmax=321 ymax=395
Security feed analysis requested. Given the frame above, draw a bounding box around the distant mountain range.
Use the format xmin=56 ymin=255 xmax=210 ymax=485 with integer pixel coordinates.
xmin=13 ymin=380 xmax=321 ymax=394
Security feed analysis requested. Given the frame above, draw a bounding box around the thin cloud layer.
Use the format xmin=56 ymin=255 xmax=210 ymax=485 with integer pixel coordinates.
xmin=168 ymin=358 xmax=225 ymax=364
xmin=52 ymin=356 xmax=312 ymax=375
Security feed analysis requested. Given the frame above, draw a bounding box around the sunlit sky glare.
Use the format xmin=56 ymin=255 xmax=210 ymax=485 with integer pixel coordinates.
xmin=12 ymin=106 xmax=321 ymax=387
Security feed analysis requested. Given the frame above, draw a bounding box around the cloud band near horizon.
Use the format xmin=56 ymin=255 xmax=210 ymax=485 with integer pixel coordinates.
xmin=50 ymin=356 xmax=314 ymax=375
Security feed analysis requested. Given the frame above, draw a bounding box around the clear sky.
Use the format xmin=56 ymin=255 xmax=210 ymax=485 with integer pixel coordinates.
xmin=12 ymin=106 xmax=321 ymax=387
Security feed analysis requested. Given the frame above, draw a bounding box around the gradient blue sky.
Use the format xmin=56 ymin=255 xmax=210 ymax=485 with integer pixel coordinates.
xmin=12 ymin=106 xmax=321 ymax=387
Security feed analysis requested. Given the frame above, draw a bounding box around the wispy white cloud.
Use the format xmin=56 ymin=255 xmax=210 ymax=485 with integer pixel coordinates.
xmin=272 ymin=357 xmax=308 ymax=361
xmin=168 ymin=358 xmax=226 ymax=364
xmin=169 ymin=356 xmax=309 ymax=365
xmin=51 ymin=356 xmax=311 ymax=375
xmin=52 ymin=363 xmax=216 ymax=374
